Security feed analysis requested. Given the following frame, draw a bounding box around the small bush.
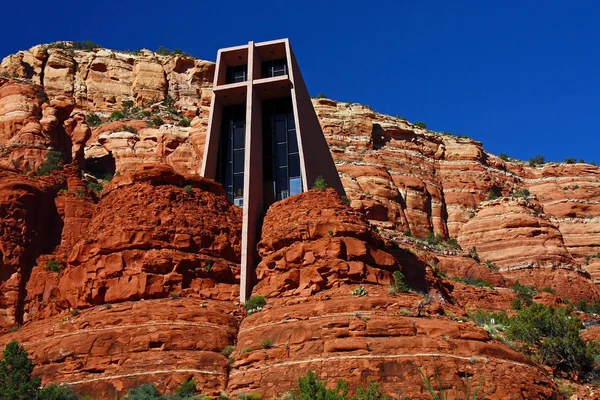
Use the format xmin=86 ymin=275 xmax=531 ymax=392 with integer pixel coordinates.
xmin=484 ymin=260 xmax=499 ymax=272
xmin=38 ymin=384 xmax=79 ymax=400
xmin=507 ymin=303 xmax=596 ymax=373
xmin=87 ymin=182 xmax=103 ymax=194
xmin=175 ymin=379 xmax=196 ymax=398
xmin=221 ymin=345 xmax=234 ymax=357
xmin=351 ymin=286 xmax=368 ymax=297
xmin=121 ymin=100 xmax=134 ymax=109
xmin=414 ymin=121 xmax=426 ymax=129
xmin=539 ymin=286 xmax=556 ymax=295
xmin=183 ymin=185 xmax=192 ymax=193
xmin=499 ymin=153 xmax=509 ymax=161
xmin=327 ymin=229 xmax=333 ymax=237
xmin=341 ymin=195 xmax=350 ymax=205
xmin=72 ymin=41 xmax=101 ymax=51
xmin=564 ymin=158 xmax=576 ymax=164
xmin=511 ymin=188 xmax=530 ymax=198
xmin=261 ymin=340 xmax=274 ymax=349
xmin=446 ymin=238 xmax=461 ymax=250
xmin=36 ymin=150 xmax=63 ymax=176
xmin=458 ymin=275 xmax=493 ymax=288
xmin=46 ymin=259 xmax=62 ymax=273
xmin=103 ymin=303 xmax=112 ymax=310
xmin=287 ymin=370 xmax=386 ymax=400
xmin=121 ymin=125 xmax=137 ymax=134
xmin=70 ymin=309 xmax=79 ymax=316
xmin=390 ymin=271 xmax=409 ymax=294
xmin=244 ymin=296 xmax=266 ymax=314
xmin=109 ymin=110 xmax=126 ymax=121
xmin=240 ymin=347 xmax=253 ymax=355
xmin=177 ymin=118 xmax=191 ymax=127
xmin=529 ymin=154 xmax=546 ymax=167
xmin=170 ymin=293 xmax=180 ymax=298
xmin=86 ymin=113 xmax=102 ymax=127
xmin=123 ymin=383 xmax=163 ymax=400
xmin=147 ymin=116 xmax=164 ymax=127
xmin=312 ymin=176 xmax=328 ymax=190
xmin=316 ymin=93 xmax=327 ymax=99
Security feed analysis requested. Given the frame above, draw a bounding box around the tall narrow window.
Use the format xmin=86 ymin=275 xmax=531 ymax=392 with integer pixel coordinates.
xmin=226 ymin=64 xmax=247 ymax=84
xmin=216 ymin=105 xmax=246 ymax=205
xmin=261 ymin=58 xmax=288 ymax=78
xmin=262 ymin=97 xmax=301 ymax=206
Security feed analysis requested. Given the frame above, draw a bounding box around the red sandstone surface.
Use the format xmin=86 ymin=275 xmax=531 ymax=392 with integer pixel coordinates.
xmin=2 ymin=42 xmax=600 ymax=398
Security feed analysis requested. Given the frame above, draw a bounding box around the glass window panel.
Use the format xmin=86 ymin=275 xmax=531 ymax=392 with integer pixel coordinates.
xmin=233 ymin=126 xmax=245 ymax=149
xmin=287 ymin=113 xmax=295 ymax=129
xmin=289 ymin=153 xmax=300 ymax=177
xmin=275 ymin=121 xmax=286 ymax=143
xmin=233 ymin=197 xmax=243 ymax=207
xmin=277 ymin=144 xmax=288 ymax=167
xmin=288 ymin=130 xmax=298 ymax=153
xmin=233 ymin=174 xmax=244 ymax=197
xmin=233 ymin=150 xmax=244 ymax=173
xmin=290 ymin=177 xmax=302 ymax=196
xmin=277 ymin=167 xmax=288 ymax=190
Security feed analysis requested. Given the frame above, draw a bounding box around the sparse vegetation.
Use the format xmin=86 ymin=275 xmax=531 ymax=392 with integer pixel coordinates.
xmin=511 ymin=188 xmax=530 ymax=198
xmin=72 ymin=41 xmax=101 ymax=51
xmin=316 ymin=93 xmax=327 ymax=99
xmin=244 ymin=296 xmax=266 ymax=314
xmin=87 ymin=182 xmax=103 ymax=194
xmin=147 ymin=116 xmax=164 ymax=127
xmin=155 ymin=46 xmax=192 ymax=57
xmin=46 ymin=259 xmax=62 ymax=273
xmin=86 ymin=113 xmax=102 ymax=127
xmin=414 ymin=121 xmax=427 ymax=129
xmin=286 ymin=370 xmax=387 ymax=400
xmin=312 ymin=176 xmax=328 ymax=190
xmin=261 ymin=340 xmax=274 ymax=349
xmin=483 ymin=260 xmax=499 ymax=272
xmin=327 ymin=229 xmax=333 ymax=237
xmin=110 ymin=110 xmax=126 ymax=121
xmin=351 ymin=286 xmax=368 ymax=297
xmin=487 ymin=187 xmax=501 ymax=200
xmin=564 ymin=158 xmax=577 ymax=164
xmin=529 ymin=154 xmax=546 ymax=167
xmin=389 ymin=271 xmax=409 ymax=294
xmin=221 ymin=345 xmax=234 ymax=357
xmin=499 ymin=153 xmax=509 ymax=161
xmin=205 ymin=259 xmax=214 ymax=272
xmin=121 ymin=125 xmax=137 ymax=134
xmin=183 ymin=185 xmax=192 ymax=193
xmin=177 ymin=118 xmax=191 ymax=127
xmin=452 ymin=275 xmax=493 ymax=289
xmin=70 ymin=309 xmax=80 ymax=316
xmin=36 ymin=150 xmax=63 ymax=176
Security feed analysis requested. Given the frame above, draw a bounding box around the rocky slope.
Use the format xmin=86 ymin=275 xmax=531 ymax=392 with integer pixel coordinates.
xmin=1 ymin=42 xmax=599 ymax=398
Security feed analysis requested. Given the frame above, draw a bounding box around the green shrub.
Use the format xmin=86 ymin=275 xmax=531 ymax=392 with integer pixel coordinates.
xmin=205 ymin=259 xmax=213 ymax=272
xmin=507 ymin=303 xmax=596 ymax=373
xmin=147 ymin=116 xmax=164 ymax=127
xmin=316 ymin=93 xmax=327 ymax=99
xmin=122 ymin=100 xmax=134 ymax=109
xmin=261 ymin=340 xmax=274 ymax=349
xmin=286 ymin=370 xmax=387 ymax=400
xmin=564 ymin=158 xmax=577 ymax=164
xmin=539 ymin=287 xmax=556 ymax=295
xmin=483 ymin=260 xmax=499 ymax=272
xmin=511 ymin=188 xmax=530 ymax=198
xmin=38 ymin=384 xmax=79 ymax=400
xmin=70 ymin=309 xmax=79 ymax=316
xmin=244 ymin=296 xmax=266 ymax=314
xmin=511 ymin=281 xmax=536 ymax=297
xmin=177 ymin=118 xmax=191 ymax=127
xmin=123 ymin=383 xmax=163 ymax=400
xmin=390 ymin=271 xmax=409 ymax=294
xmin=240 ymin=347 xmax=253 ymax=355
xmin=425 ymin=231 xmax=443 ymax=246
xmin=446 ymin=238 xmax=461 ymax=250
xmin=529 ymin=154 xmax=546 ymax=167
xmin=341 ymin=196 xmax=350 ymax=205
xmin=351 ymin=286 xmax=368 ymax=297
xmin=0 ymin=341 xmax=40 ymax=400
xmin=121 ymin=125 xmax=137 ymax=134
xmin=87 ymin=182 xmax=103 ymax=194
xmin=414 ymin=121 xmax=427 ymax=129
xmin=183 ymin=185 xmax=192 ymax=193
xmin=72 ymin=41 xmax=101 ymax=51
xmin=469 ymin=309 xmax=508 ymax=327
xmin=457 ymin=275 xmax=492 ymax=288
xmin=86 ymin=113 xmax=102 ymax=127
xmin=46 ymin=259 xmax=62 ymax=273
xmin=110 ymin=110 xmax=125 ymax=121
xmin=327 ymin=229 xmax=333 ymax=237
xmin=312 ymin=176 xmax=328 ymax=190
xmin=221 ymin=345 xmax=234 ymax=357
xmin=499 ymin=153 xmax=509 ymax=161
xmin=36 ymin=150 xmax=63 ymax=176
xmin=175 ymin=379 xmax=196 ymax=398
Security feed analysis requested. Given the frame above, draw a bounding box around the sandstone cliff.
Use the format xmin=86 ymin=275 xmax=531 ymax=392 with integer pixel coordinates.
xmin=2 ymin=42 xmax=600 ymax=398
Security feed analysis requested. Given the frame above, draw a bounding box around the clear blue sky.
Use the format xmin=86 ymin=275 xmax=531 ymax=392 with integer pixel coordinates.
xmin=2 ymin=0 xmax=599 ymax=163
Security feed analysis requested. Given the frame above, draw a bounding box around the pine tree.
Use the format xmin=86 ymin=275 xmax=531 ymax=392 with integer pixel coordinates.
xmin=0 ymin=341 xmax=40 ymax=400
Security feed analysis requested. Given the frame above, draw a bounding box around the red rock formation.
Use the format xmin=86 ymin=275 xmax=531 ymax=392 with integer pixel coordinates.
xmin=57 ymin=164 xmax=242 ymax=310
xmin=229 ymin=189 xmax=561 ymax=399
xmin=0 ymin=298 xmax=239 ymax=398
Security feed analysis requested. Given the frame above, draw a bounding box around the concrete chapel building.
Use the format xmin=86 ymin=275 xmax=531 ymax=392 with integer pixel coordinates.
xmin=201 ymin=39 xmax=345 ymax=301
